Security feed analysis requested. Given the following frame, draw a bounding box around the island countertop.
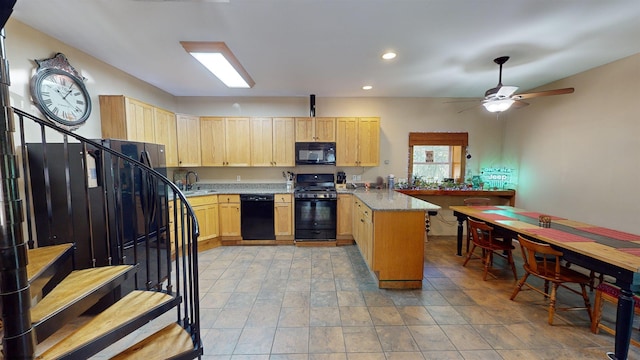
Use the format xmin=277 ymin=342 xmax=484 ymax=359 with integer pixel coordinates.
xmin=350 ymin=189 xmax=441 ymax=212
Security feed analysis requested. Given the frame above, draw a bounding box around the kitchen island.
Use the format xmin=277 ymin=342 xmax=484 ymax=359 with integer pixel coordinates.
xmin=350 ymin=189 xmax=441 ymax=289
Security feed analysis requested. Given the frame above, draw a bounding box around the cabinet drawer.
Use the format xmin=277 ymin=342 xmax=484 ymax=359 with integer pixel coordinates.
xmin=219 ymin=194 xmax=240 ymax=203
xmin=187 ymin=195 xmax=218 ymax=207
xmin=274 ymin=193 xmax=292 ymax=204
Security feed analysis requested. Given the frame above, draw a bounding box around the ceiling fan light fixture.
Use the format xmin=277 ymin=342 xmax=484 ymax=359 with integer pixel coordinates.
xmin=483 ymin=99 xmax=514 ymax=112
xmin=382 ymin=52 xmax=397 ymax=60
xmin=181 ymin=41 xmax=255 ymax=88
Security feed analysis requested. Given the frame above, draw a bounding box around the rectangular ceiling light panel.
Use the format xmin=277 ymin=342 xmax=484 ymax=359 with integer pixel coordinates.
xmin=181 ymin=41 xmax=254 ymax=88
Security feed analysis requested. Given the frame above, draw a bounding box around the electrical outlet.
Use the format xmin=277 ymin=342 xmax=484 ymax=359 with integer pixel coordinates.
xmin=236 ymin=175 xmax=241 ymax=182
xmin=352 ymin=175 xmax=357 ymax=181
xmin=356 ymin=175 xmax=362 ymax=181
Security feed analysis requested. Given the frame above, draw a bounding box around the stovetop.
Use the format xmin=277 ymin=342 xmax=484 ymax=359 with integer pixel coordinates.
xmin=294 ymin=173 xmax=337 ymax=199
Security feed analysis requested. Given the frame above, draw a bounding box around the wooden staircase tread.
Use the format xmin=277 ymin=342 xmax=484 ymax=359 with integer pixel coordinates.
xmin=36 ymin=290 xmax=175 ymax=360
xmin=31 ymin=265 xmax=134 ymax=323
xmin=109 ymin=323 xmax=194 ymax=360
xmin=27 ymin=243 xmax=74 ymax=282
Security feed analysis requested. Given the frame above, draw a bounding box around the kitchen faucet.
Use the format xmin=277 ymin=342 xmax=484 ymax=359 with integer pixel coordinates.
xmin=185 ymin=171 xmax=199 ymax=190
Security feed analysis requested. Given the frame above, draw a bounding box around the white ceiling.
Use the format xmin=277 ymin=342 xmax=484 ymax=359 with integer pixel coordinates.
xmin=10 ymin=0 xmax=640 ymax=98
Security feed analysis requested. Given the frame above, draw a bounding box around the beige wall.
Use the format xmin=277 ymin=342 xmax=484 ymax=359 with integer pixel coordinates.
xmin=6 ymin=19 xmax=639 ymax=235
xmin=503 ymin=53 xmax=640 ymax=234
xmin=5 ymin=19 xmax=176 ymax=141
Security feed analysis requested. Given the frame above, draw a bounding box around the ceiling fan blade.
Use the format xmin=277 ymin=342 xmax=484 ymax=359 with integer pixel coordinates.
xmin=512 ymin=87 xmax=574 ymax=100
xmin=512 ymin=100 xmax=529 ymax=108
xmin=496 ymin=86 xmax=518 ymax=98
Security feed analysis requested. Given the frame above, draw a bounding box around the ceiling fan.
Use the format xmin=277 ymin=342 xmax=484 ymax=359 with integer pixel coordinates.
xmin=480 ymin=56 xmax=574 ymax=113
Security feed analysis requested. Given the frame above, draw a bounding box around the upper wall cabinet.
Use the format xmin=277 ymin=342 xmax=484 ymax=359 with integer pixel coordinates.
xmin=154 ymin=107 xmax=178 ymax=167
xmin=294 ymin=117 xmax=336 ymax=142
xmin=250 ymin=117 xmax=295 ymax=167
xmin=200 ymin=117 xmax=251 ymax=167
xmin=100 ymin=95 xmax=179 ymax=166
xmin=100 ymin=95 xmax=156 ymax=143
xmin=336 ymin=117 xmax=380 ymax=167
xmin=176 ymin=113 xmax=201 ymax=167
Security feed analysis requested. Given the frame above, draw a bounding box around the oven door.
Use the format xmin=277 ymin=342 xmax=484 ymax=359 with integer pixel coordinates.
xmin=294 ymin=198 xmax=337 ymax=240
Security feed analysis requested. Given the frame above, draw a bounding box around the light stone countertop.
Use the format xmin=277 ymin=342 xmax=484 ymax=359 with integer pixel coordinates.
xmin=174 ymin=184 xmax=440 ymax=213
xmin=349 ymin=189 xmax=441 ymax=212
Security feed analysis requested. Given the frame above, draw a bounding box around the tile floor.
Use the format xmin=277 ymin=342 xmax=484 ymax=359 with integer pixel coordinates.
xmin=188 ymin=236 xmax=639 ymax=360
xmin=89 ymin=235 xmax=640 ymax=359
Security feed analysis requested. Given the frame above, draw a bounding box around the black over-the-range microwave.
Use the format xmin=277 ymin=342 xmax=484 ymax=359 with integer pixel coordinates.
xmin=295 ymin=142 xmax=336 ymax=165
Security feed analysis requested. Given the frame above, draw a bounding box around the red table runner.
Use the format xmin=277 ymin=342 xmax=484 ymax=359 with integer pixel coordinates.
xmin=517 ymin=211 xmax=566 ymax=221
xmin=617 ymin=248 xmax=640 ymax=257
xmin=477 ymin=213 xmax=515 ymax=221
xmin=577 ymin=227 xmax=640 ymax=242
xmin=524 ymin=228 xmax=595 ymax=242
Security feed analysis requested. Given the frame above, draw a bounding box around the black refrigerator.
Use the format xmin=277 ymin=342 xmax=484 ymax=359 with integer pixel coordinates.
xmin=27 ymin=139 xmax=169 ymax=296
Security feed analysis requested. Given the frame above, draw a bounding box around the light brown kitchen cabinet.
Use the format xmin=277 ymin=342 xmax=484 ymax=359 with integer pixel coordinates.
xmin=336 ymin=117 xmax=380 ymax=166
xmin=249 ymin=117 xmax=295 ymax=167
xmin=176 ymin=113 xmax=201 ymax=167
xmin=274 ymin=193 xmax=293 ymax=238
xmin=353 ymin=198 xmax=373 ymax=265
xmin=250 ymin=117 xmax=274 ymax=166
xmin=99 ymin=95 xmax=157 ymax=143
xmin=154 ymin=107 xmax=178 ymax=167
xmin=201 ymin=117 xmax=251 ymax=166
xmin=190 ymin=195 xmax=219 ymax=242
xmin=337 ymin=193 xmax=352 ymax=239
xmin=218 ymin=194 xmax=241 ymax=238
xmin=294 ymin=117 xmax=336 ymax=142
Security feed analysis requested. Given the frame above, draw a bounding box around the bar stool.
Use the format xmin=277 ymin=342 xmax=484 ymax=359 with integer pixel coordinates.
xmin=591 ymin=282 xmax=640 ymax=347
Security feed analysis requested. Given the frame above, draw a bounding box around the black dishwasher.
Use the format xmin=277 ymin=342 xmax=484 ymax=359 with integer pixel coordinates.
xmin=240 ymin=194 xmax=275 ymax=240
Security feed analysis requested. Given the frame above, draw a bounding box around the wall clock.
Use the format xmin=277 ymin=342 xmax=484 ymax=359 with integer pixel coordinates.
xmin=29 ymin=53 xmax=91 ymax=130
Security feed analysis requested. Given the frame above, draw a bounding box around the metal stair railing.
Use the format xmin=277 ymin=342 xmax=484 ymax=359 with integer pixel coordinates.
xmin=10 ymin=107 xmax=202 ymax=358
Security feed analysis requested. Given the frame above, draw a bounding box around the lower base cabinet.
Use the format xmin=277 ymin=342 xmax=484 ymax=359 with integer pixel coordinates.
xmin=274 ymin=193 xmax=293 ymax=239
xmin=219 ymin=195 xmax=241 ymax=239
xmin=353 ymin=197 xmax=425 ymax=289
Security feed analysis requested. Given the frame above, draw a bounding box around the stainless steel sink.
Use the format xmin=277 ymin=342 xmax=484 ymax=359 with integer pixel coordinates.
xmin=182 ymin=189 xmax=217 ymax=197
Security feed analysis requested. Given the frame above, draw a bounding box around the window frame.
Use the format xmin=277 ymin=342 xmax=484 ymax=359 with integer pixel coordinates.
xmin=408 ymin=132 xmax=468 ymax=184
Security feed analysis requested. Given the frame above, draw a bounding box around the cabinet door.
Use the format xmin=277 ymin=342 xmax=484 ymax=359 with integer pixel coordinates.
xmin=225 ymin=117 xmax=251 ymax=166
xmin=176 ymin=114 xmax=201 ymax=167
xmin=337 ymin=194 xmax=353 ymax=236
xmin=219 ymin=203 xmax=241 ymax=237
xmin=274 ymin=203 xmax=293 ymax=236
xmin=250 ymin=117 xmax=274 ymax=166
xmin=357 ymin=117 xmax=380 ymax=166
xmin=195 ymin=203 xmax=219 ymax=240
xmin=154 ymin=108 xmax=178 ymax=167
xmin=274 ymin=194 xmax=292 ymax=236
xmin=126 ymin=98 xmax=155 ymax=143
xmin=314 ymin=117 xmax=336 ymax=142
xmin=336 ymin=117 xmax=358 ymax=166
xmin=272 ymin=117 xmax=295 ymax=166
xmin=200 ymin=117 xmax=226 ymax=166
xmin=294 ymin=117 xmax=314 ymax=142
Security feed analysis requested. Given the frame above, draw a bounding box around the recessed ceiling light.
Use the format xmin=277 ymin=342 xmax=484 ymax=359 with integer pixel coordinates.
xmin=382 ymin=52 xmax=397 ymax=60
xmin=362 ymin=85 xmax=373 ymax=90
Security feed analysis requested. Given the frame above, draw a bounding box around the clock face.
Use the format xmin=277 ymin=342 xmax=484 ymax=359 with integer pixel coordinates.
xmin=31 ymin=68 xmax=91 ymax=127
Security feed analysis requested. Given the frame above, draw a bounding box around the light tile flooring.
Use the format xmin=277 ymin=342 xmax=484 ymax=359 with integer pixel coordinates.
xmin=188 ymin=236 xmax=639 ymax=360
xmin=85 ymin=235 xmax=640 ymax=359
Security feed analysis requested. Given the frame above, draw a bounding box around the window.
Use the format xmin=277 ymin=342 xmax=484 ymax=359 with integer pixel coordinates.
xmin=408 ymin=132 xmax=468 ymax=185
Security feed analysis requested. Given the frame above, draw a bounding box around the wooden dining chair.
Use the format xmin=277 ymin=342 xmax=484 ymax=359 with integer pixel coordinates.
xmin=510 ymin=235 xmax=592 ymax=325
xmin=463 ymin=197 xmax=491 ymax=252
xmin=590 ymin=282 xmax=640 ymax=347
xmin=462 ymin=217 xmax=518 ymax=281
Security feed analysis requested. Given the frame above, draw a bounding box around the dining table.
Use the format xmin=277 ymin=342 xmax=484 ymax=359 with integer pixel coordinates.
xmin=451 ymin=205 xmax=640 ymax=360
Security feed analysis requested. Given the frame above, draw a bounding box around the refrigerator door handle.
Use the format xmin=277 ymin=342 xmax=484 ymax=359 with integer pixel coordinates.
xmin=139 ymin=150 xmax=157 ymax=225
